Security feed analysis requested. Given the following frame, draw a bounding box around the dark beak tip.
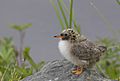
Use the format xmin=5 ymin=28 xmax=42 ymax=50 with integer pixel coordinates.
xmin=53 ymin=36 xmax=57 ymax=37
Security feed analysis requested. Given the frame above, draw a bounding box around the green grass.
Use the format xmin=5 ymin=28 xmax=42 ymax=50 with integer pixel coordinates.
xmin=96 ymin=38 xmax=120 ymax=80
xmin=116 ymin=0 xmax=120 ymax=5
xmin=57 ymin=0 xmax=68 ymax=28
xmin=50 ymin=0 xmax=80 ymax=33
xmin=0 ymin=24 xmax=45 ymax=81
xmin=69 ymin=0 xmax=73 ymax=28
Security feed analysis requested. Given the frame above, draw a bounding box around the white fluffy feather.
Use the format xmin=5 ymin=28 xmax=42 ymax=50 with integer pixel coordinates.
xmin=58 ymin=40 xmax=87 ymax=66
xmin=58 ymin=40 xmax=72 ymax=61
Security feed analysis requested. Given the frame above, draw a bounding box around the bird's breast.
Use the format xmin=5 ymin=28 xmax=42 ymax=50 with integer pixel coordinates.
xmin=58 ymin=40 xmax=72 ymax=61
xmin=58 ymin=40 xmax=87 ymax=66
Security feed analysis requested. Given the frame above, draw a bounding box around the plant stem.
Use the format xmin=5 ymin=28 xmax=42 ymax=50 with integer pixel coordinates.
xmin=13 ymin=46 xmax=19 ymax=66
xmin=19 ymin=31 xmax=25 ymax=67
xmin=69 ymin=0 xmax=73 ymax=28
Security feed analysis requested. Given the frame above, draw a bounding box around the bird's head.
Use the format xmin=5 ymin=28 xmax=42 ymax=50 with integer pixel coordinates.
xmin=54 ymin=28 xmax=80 ymax=42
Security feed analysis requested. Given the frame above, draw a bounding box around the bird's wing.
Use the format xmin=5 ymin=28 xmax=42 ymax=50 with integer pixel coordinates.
xmin=70 ymin=40 xmax=106 ymax=62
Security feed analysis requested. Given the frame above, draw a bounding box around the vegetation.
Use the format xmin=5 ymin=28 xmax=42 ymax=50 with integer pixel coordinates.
xmin=0 ymin=23 xmax=45 ymax=81
xmin=97 ymin=38 xmax=120 ymax=80
xmin=50 ymin=0 xmax=80 ymax=33
xmin=50 ymin=0 xmax=120 ymax=80
xmin=116 ymin=0 xmax=120 ymax=5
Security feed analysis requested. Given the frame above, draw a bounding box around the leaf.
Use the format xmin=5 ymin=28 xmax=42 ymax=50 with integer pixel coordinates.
xmin=15 ymin=66 xmax=32 ymax=77
xmin=23 ymin=47 xmax=37 ymax=70
xmin=116 ymin=0 xmax=120 ymax=5
xmin=11 ymin=25 xmax=22 ymax=31
xmin=21 ymin=23 xmax=32 ymax=30
xmin=10 ymin=23 xmax=32 ymax=31
xmin=5 ymin=48 xmax=14 ymax=62
xmin=1 ymin=64 xmax=10 ymax=81
xmin=37 ymin=61 xmax=45 ymax=70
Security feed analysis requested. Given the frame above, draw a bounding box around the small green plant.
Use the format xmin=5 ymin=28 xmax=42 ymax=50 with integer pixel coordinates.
xmin=51 ymin=0 xmax=120 ymax=80
xmin=116 ymin=0 xmax=120 ymax=5
xmin=0 ymin=23 xmax=45 ymax=81
xmin=11 ymin=23 xmax=32 ymax=67
xmin=96 ymin=38 xmax=120 ymax=80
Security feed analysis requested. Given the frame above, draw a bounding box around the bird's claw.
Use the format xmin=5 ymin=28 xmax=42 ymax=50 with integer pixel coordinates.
xmin=71 ymin=67 xmax=83 ymax=75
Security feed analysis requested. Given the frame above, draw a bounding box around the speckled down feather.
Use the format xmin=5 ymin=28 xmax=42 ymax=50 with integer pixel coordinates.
xmin=70 ymin=39 xmax=107 ymax=68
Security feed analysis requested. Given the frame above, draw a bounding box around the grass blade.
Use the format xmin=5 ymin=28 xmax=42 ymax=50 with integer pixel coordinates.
xmin=61 ymin=0 xmax=77 ymax=26
xmin=116 ymin=0 xmax=120 ymax=5
xmin=88 ymin=0 xmax=118 ymax=36
xmin=50 ymin=0 xmax=64 ymax=30
xmin=69 ymin=0 xmax=73 ymax=28
xmin=96 ymin=63 xmax=109 ymax=78
xmin=37 ymin=61 xmax=45 ymax=70
xmin=75 ymin=25 xmax=81 ymax=33
xmin=1 ymin=64 xmax=10 ymax=81
xmin=61 ymin=0 xmax=81 ymax=33
xmin=57 ymin=0 xmax=68 ymax=28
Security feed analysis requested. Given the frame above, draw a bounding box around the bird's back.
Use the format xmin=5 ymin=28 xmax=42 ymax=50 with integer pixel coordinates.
xmin=70 ymin=39 xmax=107 ymax=68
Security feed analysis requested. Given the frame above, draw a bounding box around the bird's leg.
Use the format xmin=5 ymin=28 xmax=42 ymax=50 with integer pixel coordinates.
xmin=71 ymin=65 xmax=77 ymax=73
xmin=71 ymin=66 xmax=83 ymax=75
xmin=73 ymin=65 xmax=78 ymax=70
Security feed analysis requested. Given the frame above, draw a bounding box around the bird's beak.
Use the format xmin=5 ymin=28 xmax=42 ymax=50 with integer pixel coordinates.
xmin=53 ymin=35 xmax=64 ymax=39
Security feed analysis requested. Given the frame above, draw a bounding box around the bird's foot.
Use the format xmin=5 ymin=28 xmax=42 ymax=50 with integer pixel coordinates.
xmin=72 ymin=65 xmax=78 ymax=70
xmin=71 ymin=66 xmax=83 ymax=75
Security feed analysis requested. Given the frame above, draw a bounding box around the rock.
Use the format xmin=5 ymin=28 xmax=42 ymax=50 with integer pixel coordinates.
xmin=22 ymin=60 xmax=115 ymax=81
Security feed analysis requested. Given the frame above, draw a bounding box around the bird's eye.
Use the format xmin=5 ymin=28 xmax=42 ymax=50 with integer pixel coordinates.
xmin=71 ymin=30 xmax=73 ymax=32
xmin=64 ymin=34 xmax=68 ymax=36
xmin=73 ymin=35 xmax=75 ymax=38
xmin=60 ymin=33 xmax=64 ymax=36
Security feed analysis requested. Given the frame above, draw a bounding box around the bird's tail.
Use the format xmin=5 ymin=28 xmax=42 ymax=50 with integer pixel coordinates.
xmin=98 ymin=46 xmax=107 ymax=53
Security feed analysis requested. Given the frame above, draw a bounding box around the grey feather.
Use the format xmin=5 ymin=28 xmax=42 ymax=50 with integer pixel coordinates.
xmin=70 ymin=39 xmax=107 ymax=68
